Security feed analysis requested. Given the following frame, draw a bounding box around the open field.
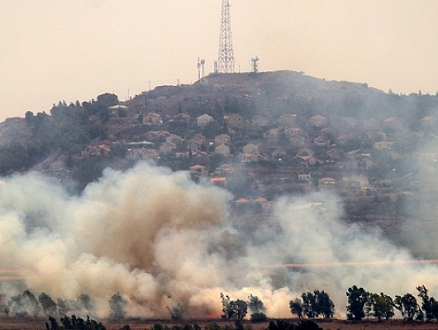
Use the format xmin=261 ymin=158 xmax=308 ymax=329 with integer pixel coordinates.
xmin=3 ymin=317 xmax=438 ymax=330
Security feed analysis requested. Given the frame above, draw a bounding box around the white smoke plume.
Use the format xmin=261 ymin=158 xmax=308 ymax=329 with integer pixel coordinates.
xmin=0 ymin=162 xmax=438 ymax=319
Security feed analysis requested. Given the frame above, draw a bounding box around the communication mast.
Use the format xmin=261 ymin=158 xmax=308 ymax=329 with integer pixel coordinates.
xmin=251 ymin=56 xmax=259 ymax=73
xmin=201 ymin=59 xmax=205 ymax=78
xmin=197 ymin=58 xmax=206 ymax=80
xmin=217 ymin=0 xmax=234 ymax=73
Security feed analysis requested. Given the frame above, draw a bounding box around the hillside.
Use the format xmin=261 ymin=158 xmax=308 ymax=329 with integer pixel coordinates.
xmin=3 ymin=70 xmax=438 ymax=323
xmin=0 ymin=70 xmax=438 ymax=245
xmin=0 ymin=117 xmax=32 ymax=147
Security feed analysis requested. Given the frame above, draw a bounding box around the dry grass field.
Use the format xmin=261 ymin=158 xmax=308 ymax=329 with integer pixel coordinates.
xmin=3 ymin=317 xmax=438 ymax=330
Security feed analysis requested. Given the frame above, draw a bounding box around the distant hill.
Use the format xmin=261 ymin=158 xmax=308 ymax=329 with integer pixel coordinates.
xmin=0 ymin=70 xmax=436 ymax=194
xmin=126 ymin=70 xmax=388 ymax=121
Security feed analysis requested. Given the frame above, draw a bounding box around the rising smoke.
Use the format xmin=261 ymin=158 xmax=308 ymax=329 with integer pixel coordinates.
xmin=1 ymin=161 xmax=438 ymax=319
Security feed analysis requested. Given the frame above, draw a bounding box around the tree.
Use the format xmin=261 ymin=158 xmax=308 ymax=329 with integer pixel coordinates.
xmin=220 ymin=293 xmax=247 ymax=320
xmin=380 ymin=293 xmax=395 ymax=320
xmin=301 ymin=292 xmax=317 ymax=318
xmin=6 ymin=290 xmax=41 ymax=318
xmin=346 ymin=285 xmax=369 ymax=321
xmin=231 ymin=300 xmax=248 ymax=320
xmin=417 ymin=285 xmax=438 ymax=321
xmin=394 ymin=293 xmax=420 ymax=321
xmin=0 ymin=143 xmax=30 ymax=174
xmin=97 ymin=93 xmax=119 ymax=108
xmin=368 ymin=293 xmax=394 ymax=322
xmin=202 ymin=121 xmax=222 ymax=139
xmin=109 ymin=292 xmax=126 ymax=320
xmin=118 ymin=108 xmax=128 ymax=118
xmin=25 ymin=111 xmax=34 ymax=125
xmin=298 ymin=290 xmax=334 ymax=319
xmin=46 ymin=316 xmax=60 ymax=330
xmin=58 ymin=315 xmax=106 ymax=330
xmin=268 ymin=319 xmax=295 ymax=330
xmin=77 ymin=294 xmax=95 ymax=317
xmin=38 ymin=293 xmax=57 ymax=317
xmin=167 ymin=303 xmax=185 ymax=320
xmin=290 ymin=298 xmax=303 ymax=318
xmin=220 ymin=293 xmax=234 ymax=319
xmin=314 ymin=290 xmax=334 ymax=319
xmin=296 ymin=320 xmax=323 ymax=330
xmin=268 ymin=319 xmax=322 ymax=330
xmin=248 ymin=294 xmax=267 ymax=322
xmin=21 ymin=290 xmax=41 ymax=317
xmin=99 ymin=107 xmax=110 ymax=123
xmin=363 ymin=296 xmax=373 ymax=319
xmin=224 ymin=96 xmax=240 ymax=114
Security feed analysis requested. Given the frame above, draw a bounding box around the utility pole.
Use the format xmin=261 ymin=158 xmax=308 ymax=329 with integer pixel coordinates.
xmin=217 ymin=0 xmax=234 ymax=73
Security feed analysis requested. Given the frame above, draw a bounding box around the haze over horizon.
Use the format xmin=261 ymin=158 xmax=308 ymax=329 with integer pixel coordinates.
xmin=1 ymin=0 xmax=438 ymax=122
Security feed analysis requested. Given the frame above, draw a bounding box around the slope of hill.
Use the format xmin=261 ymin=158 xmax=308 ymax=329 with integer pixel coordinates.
xmin=0 ymin=70 xmax=436 ymax=223
xmin=0 ymin=117 xmax=32 ymax=147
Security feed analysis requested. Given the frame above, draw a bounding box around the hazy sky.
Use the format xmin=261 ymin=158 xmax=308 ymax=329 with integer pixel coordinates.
xmin=1 ymin=0 xmax=438 ymax=121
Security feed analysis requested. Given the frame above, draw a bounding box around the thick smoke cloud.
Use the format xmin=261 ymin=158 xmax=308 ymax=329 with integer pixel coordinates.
xmin=1 ymin=162 xmax=438 ymax=319
xmin=393 ymin=137 xmax=438 ymax=260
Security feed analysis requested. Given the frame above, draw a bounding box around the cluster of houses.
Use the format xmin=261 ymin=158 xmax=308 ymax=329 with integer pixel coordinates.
xmin=79 ymin=93 xmax=438 ymax=214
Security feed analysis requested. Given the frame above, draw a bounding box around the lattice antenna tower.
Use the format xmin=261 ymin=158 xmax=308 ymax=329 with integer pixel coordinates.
xmin=218 ymin=0 xmax=234 ymax=73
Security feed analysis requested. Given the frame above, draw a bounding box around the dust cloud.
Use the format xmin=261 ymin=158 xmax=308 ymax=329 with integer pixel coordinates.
xmin=0 ymin=162 xmax=438 ymax=319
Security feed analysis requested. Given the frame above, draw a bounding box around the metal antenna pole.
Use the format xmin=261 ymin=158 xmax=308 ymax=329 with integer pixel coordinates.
xmin=251 ymin=56 xmax=259 ymax=73
xmin=218 ymin=0 xmax=234 ymax=73
xmin=201 ymin=59 xmax=205 ymax=78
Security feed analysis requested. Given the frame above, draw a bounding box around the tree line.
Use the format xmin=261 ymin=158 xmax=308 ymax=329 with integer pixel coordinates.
xmin=290 ymin=285 xmax=438 ymax=323
xmin=344 ymin=284 xmax=438 ymax=322
xmin=3 ymin=290 xmax=126 ymax=321
xmin=0 ymin=93 xmax=118 ymax=177
xmin=4 ymin=285 xmax=438 ymax=323
xmin=223 ymin=285 xmax=438 ymax=323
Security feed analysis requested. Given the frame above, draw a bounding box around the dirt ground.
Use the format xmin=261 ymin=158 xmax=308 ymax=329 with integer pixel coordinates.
xmin=3 ymin=317 xmax=438 ymax=330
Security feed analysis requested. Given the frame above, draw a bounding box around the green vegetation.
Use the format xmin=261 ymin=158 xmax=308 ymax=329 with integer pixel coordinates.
xmin=1 ymin=71 xmax=438 ymax=210
xmin=0 ymin=93 xmax=118 ymax=176
xmin=416 ymin=285 xmax=438 ymax=321
xmin=346 ymin=286 xmax=369 ymax=321
xmin=220 ymin=293 xmax=248 ymax=321
xmin=247 ymin=294 xmax=267 ymax=323
xmin=109 ymin=292 xmax=127 ymax=320
xmin=46 ymin=315 xmax=106 ymax=330
xmin=344 ymin=285 xmax=438 ymax=322
xmin=289 ymin=290 xmax=334 ymax=320
xmin=39 ymin=292 xmax=57 ymax=317
xmin=4 ymin=290 xmax=40 ymax=318
xmin=6 ymin=285 xmax=438 ymax=330
xmin=366 ymin=292 xmax=394 ymax=321
xmin=268 ymin=319 xmax=322 ymax=330
xmin=394 ymin=293 xmax=420 ymax=321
